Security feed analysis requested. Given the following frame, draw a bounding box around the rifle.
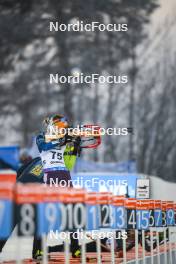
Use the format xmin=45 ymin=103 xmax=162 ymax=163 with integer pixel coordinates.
xmin=45 ymin=124 xmax=101 ymax=149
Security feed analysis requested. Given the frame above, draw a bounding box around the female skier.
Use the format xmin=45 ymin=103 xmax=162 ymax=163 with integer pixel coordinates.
xmin=33 ymin=114 xmax=81 ymax=259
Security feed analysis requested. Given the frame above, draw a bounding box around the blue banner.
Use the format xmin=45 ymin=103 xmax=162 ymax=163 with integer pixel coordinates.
xmin=0 ymin=146 xmax=20 ymax=170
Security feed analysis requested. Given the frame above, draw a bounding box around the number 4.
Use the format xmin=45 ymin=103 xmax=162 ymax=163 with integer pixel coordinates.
xmin=128 ymin=210 xmax=136 ymax=228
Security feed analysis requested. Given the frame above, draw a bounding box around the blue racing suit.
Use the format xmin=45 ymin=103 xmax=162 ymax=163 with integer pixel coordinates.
xmin=36 ymin=133 xmax=64 ymax=152
xmin=33 ymin=133 xmax=80 ymax=257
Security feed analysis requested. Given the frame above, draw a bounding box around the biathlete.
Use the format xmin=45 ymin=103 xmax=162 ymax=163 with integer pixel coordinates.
xmin=0 ymin=114 xmax=82 ymax=260
xmin=33 ymin=114 xmax=82 ymax=259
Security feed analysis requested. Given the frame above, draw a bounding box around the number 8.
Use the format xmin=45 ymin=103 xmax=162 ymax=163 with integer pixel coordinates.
xmin=20 ymin=204 xmax=35 ymax=236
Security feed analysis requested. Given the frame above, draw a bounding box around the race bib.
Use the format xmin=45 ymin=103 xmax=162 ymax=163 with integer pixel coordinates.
xmin=40 ymin=146 xmax=66 ymax=171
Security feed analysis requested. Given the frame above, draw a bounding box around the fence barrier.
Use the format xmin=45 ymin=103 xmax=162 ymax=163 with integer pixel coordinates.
xmin=0 ymin=173 xmax=176 ymax=263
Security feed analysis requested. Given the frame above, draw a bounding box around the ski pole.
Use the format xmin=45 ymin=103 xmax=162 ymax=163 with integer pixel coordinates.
xmin=135 ymin=229 xmax=139 ymax=264
xmin=16 ymin=230 xmax=22 ymax=264
xmin=81 ymin=230 xmax=86 ymax=264
xmin=64 ymin=232 xmax=70 ymax=264
xmin=142 ymin=230 xmax=146 ymax=264
xmin=150 ymin=228 xmax=154 ymax=264
xmin=168 ymin=227 xmax=173 ymax=264
xmin=110 ymin=231 xmax=115 ymax=264
xmin=122 ymin=231 xmax=127 ymax=264
xmin=163 ymin=228 xmax=167 ymax=264
xmin=156 ymin=230 xmax=160 ymax=264
xmin=42 ymin=234 xmax=48 ymax=264
xmin=96 ymin=234 xmax=102 ymax=264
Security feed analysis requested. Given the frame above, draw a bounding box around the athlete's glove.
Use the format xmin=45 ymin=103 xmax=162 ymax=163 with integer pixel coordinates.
xmin=72 ymin=136 xmax=81 ymax=156
xmin=65 ymin=136 xmax=81 ymax=156
xmin=65 ymin=135 xmax=81 ymax=145
xmin=71 ymin=136 xmax=81 ymax=147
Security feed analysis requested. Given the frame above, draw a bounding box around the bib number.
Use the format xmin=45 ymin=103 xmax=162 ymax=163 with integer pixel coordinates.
xmin=51 ymin=151 xmax=63 ymax=160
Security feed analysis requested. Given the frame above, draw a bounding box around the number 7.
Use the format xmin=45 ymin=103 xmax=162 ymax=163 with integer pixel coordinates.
xmin=51 ymin=151 xmax=56 ymax=159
